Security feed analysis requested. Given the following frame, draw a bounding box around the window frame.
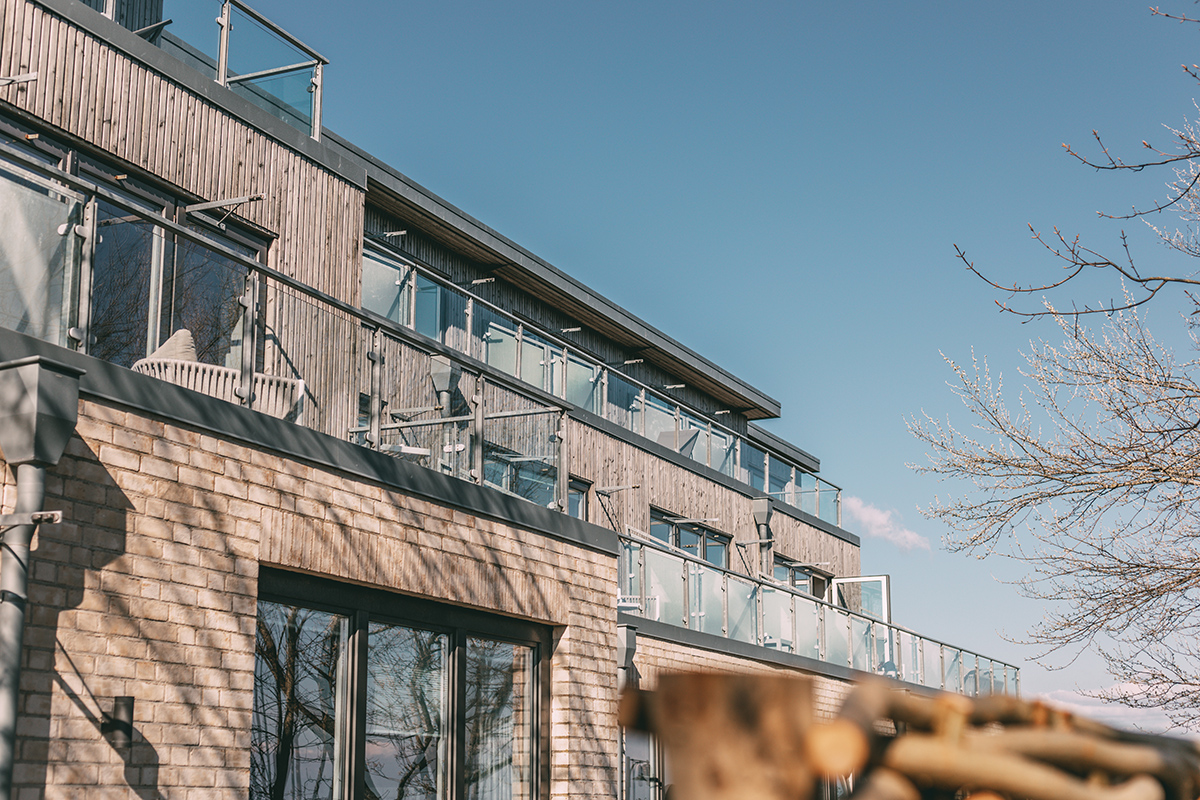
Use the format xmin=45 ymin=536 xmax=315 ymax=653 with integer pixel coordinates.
xmin=258 ymin=568 xmax=553 ymax=800
xmin=648 ymin=509 xmax=730 ymax=569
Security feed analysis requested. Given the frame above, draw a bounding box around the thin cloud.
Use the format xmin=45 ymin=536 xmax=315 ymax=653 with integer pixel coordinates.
xmin=842 ymin=497 xmax=930 ymax=551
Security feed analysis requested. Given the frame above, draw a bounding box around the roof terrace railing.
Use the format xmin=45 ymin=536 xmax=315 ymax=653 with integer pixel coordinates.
xmin=95 ymin=0 xmax=328 ymax=140
xmin=618 ymin=532 xmax=1020 ymax=696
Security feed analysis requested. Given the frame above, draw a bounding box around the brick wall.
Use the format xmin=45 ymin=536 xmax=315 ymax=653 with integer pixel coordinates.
xmin=632 ymin=635 xmax=854 ymax=722
xmin=1 ymin=396 xmax=620 ymax=799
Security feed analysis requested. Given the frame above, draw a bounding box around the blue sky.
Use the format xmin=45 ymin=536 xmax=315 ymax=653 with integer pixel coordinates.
xmin=187 ymin=0 xmax=1200 ymax=727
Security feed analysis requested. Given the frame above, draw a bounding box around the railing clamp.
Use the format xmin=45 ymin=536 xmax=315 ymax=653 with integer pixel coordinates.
xmin=0 ymin=510 xmax=62 ymax=528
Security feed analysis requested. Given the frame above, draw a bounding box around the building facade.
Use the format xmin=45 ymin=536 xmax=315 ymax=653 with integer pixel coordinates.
xmin=0 ymin=1 xmax=1018 ymax=798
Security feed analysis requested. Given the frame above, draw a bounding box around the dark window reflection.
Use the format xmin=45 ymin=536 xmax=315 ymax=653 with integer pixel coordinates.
xmin=365 ymin=623 xmax=448 ymax=800
xmin=251 ymin=601 xmax=348 ymax=800
xmin=465 ymin=638 xmax=533 ymax=800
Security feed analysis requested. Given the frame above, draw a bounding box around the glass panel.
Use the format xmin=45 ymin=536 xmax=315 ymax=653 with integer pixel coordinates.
xmin=165 ymin=225 xmax=253 ymax=369
xmin=976 ymin=659 xmax=994 ymax=695
xmin=727 ymin=576 xmax=758 ymax=645
xmin=0 ymin=160 xmax=80 ymax=348
xmin=962 ymin=653 xmax=980 ymax=697
xmin=797 ymin=472 xmax=818 ymax=516
xmin=819 ymin=483 xmax=840 ymax=525
xmin=851 ymin=617 xmax=872 ymax=671
xmin=482 ymin=413 xmax=558 ymax=507
xmin=251 ymin=601 xmax=348 ymax=800
xmin=644 ymin=392 xmax=676 ymax=451
xmin=677 ymin=526 xmax=702 ymax=561
xmin=899 ymin=631 xmax=921 ymax=684
xmin=365 ymin=622 xmax=448 ymax=800
xmin=689 ymin=563 xmax=725 ymax=637
xmin=704 ymin=536 xmax=727 ymax=569
xmin=565 ymin=353 xmax=598 ymax=413
xmin=644 ymin=547 xmax=685 ymax=627
xmin=678 ymin=410 xmax=709 ymax=466
xmin=826 ymin=609 xmax=850 ymax=667
xmin=794 ymin=595 xmax=820 ymax=660
xmin=875 ymin=625 xmax=897 ymax=678
xmin=625 ymin=730 xmax=656 ymax=800
xmin=474 ymin=305 xmax=518 ymax=377
xmin=465 ymin=638 xmax=535 ymax=800
xmin=620 ymin=542 xmax=642 ymax=605
xmin=710 ymin=428 xmax=735 ymax=477
xmin=226 ymin=4 xmax=316 ymax=133
xmin=605 ymin=372 xmax=642 ymax=434
xmin=90 ymin=197 xmax=163 ymax=367
xmin=739 ymin=441 xmax=765 ymax=491
xmin=768 ymin=457 xmax=792 ymax=503
xmin=762 ymin=587 xmax=792 ymax=651
xmin=520 ymin=332 xmax=562 ymax=395
xmin=944 ymin=648 xmax=962 ymax=693
xmin=363 ymin=251 xmax=411 ymax=325
xmin=414 ymin=274 xmax=442 ymax=341
xmin=649 ymin=515 xmax=672 ymax=546
xmin=922 ymin=640 xmax=941 ymax=688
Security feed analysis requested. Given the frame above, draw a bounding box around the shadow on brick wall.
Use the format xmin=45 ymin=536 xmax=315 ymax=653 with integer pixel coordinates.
xmin=11 ymin=438 xmax=164 ymax=799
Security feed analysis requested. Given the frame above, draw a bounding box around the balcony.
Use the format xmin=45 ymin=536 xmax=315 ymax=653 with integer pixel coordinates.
xmin=619 ymin=533 xmax=1020 ymax=695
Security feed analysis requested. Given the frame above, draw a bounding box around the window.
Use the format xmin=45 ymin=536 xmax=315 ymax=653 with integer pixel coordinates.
xmin=362 ymin=249 xmax=412 ymax=325
xmin=649 ymin=510 xmax=729 ymax=569
xmin=252 ymin=571 xmax=549 ymax=800
xmin=567 ymin=478 xmax=590 ymax=521
xmin=773 ymin=558 xmax=827 ymax=600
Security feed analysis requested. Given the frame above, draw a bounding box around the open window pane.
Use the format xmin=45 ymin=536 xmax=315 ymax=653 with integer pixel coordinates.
xmin=465 ymin=638 xmax=535 ymax=800
xmin=366 ymin=622 xmax=449 ymax=800
xmin=474 ymin=305 xmax=517 ymax=377
xmin=251 ymin=601 xmax=349 ymax=800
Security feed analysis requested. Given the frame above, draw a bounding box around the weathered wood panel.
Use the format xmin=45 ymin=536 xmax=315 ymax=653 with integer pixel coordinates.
xmin=0 ymin=0 xmax=363 ymax=303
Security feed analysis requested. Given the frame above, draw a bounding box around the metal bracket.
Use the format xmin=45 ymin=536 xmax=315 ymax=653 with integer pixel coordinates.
xmin=0 ymin=510 xmax=62 ymax=527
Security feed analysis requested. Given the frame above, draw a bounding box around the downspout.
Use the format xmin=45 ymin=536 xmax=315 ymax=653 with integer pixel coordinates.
xmin=0 ymin=356 xmax=84 ymax=800
xmin=752 ymin=497 xmax=773 ymax=577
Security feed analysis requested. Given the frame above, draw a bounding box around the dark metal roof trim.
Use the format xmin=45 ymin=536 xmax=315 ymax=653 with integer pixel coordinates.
xmin=747 ymin=422 xmax=821 ymax=474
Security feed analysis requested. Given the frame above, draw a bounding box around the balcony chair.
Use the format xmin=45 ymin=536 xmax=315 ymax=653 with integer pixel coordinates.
xmin=131 ymin=329 xmax=306 ymax=424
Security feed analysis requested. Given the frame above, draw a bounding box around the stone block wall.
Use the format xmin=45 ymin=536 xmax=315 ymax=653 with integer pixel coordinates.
xmin=0 ymin=395 xmax=621 ymax=799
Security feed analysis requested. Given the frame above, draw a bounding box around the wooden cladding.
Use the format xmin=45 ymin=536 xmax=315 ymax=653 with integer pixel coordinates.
xmin=568 ymin=419 xmax=859 ymax=578
xmin=0 ymin=0 xmax=363 ymax=302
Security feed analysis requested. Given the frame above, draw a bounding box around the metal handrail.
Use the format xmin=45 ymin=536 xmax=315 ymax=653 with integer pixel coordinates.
xmin=618 ymin=531 xmax=1020 ymax=676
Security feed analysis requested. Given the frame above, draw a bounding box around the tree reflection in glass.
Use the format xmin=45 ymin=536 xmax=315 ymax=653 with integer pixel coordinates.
xmin=365 ymin=622 xmax=448 ymax=800
xmin=90 ymin=198 xmax=160 ymax=367
xmin=464 ymin=638 xmax=533 ymax=800
xmin=251 ymin=601 xmax=348 ymax=800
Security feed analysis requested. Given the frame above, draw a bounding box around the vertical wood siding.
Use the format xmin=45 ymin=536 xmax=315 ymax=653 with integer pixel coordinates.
xmin=567 ymin=419 xmax=860 ymax=579
xmin=0 ymin=0 xmax=364 ymax=302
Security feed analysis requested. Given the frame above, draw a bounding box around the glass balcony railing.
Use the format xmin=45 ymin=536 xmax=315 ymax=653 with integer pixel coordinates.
xmin=618 ymin=534 xmax=1021 ymax=696
xmin=0 ymin=139 xmax=562 ymax=507
xmin=0 ymin=136 xmax=841 ymax=529
xmin=361 ymin=244 xmax=844 ymax=527
xmin=83 ymin=0 xmax=327 ymax=140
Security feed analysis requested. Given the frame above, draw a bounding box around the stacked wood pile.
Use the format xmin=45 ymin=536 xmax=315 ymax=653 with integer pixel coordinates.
xmin=619 ymin=673 xmax=1200 ymax=800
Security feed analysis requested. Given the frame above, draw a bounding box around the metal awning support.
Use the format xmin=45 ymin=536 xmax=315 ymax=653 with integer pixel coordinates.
xmin=0 ymin=73 xmax=36 ymax=87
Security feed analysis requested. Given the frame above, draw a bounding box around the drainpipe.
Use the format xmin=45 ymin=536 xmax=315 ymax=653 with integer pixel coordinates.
xmin=752 ymin=497 xmax=773 ymax=577
xmin=429 ymin=356 xmax=461 ymax=475
xmin=0 ymin=356 xmax=84 ymax=800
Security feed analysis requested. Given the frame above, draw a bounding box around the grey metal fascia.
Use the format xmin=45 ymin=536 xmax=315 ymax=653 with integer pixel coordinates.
xmin=617 ymin=613 xmax=939 ymax=696
xmin=747 ymin=422 xmax=820 ymax=474
xmin=321 ymin=130 xmax=783 ymax=420
xmin=30 ymin=0 xmax=367 ymax=189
